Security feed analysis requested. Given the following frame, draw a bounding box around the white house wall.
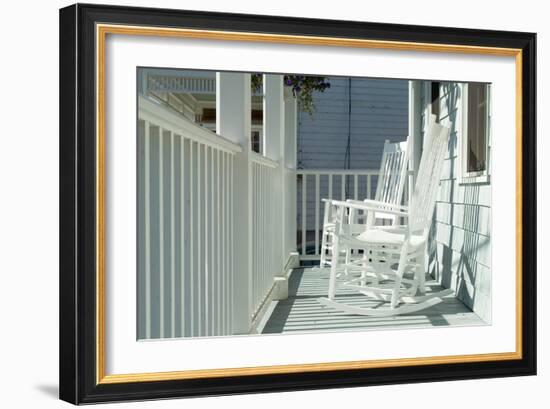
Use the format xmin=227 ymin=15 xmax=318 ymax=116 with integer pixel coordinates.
xmin=424 ymin=82 xmax=492 ymax=323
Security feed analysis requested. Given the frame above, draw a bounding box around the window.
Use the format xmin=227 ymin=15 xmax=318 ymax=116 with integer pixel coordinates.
xmin=461 ymin=83 xmax=491 ymax=182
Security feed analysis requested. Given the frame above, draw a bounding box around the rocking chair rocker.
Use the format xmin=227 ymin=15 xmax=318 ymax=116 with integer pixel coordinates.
xmin=318 ymin=120 xmax=452 ymax=316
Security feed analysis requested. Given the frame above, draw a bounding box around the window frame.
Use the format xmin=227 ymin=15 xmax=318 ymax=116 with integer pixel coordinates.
xmin=460 ymin=82 xmax=491 ymax=184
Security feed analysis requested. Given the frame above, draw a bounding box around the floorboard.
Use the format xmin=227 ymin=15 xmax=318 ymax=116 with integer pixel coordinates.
xmin=261 ymin=267 xmax=486 ymax=334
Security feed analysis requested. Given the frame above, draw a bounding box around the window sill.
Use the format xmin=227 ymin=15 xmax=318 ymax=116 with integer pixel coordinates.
xmin=459 ymin=173 xmax=490 ymax=185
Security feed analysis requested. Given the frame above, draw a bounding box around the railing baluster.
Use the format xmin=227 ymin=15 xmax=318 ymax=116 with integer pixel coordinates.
xmin=264 ymin=166 xmax=267 ymax=299
xmin=230 ymin=157 xmax=234 ymax=334
xmin=180 ymin=135 xmax=185 ymax=338
xmin=208 ymin=146 xmax=214 ymax=335
xmin=205 ymin=145 xmax=210 ymax=335
xmin=226 ymin=157 xmax=230 ymax=331
xmin=188 ymin=141 xmax=197 ymax=336
xmin=170 ymin=131 xmax=176 ymax=338
xmin=253 ymin=164 xmax=257 ymax=314
xmin=266 ymin=168 xmax=273 ymax=298
xmin=197 ymin=143 xmax=202 ymax=337
xmin=159 ymin=127 xmax=165 ymax=339
xmin=315 ymin=174 xmax=320 ymax=256
xmin=301 ymin=175 xmax=307 ymax=256
xmin=256 ymin=164 xmax=259 ymax=311
xmin=144 ymin=121 xmax=151 ymax=339
xmin=367 ymin=174 xmax=372 ymax=199
xmin=263 ymin=166 xmax=267 ymax=307
xmin=217 ymin=149 xmax=221 ymax=336
xmin=254 ymin=164 xmax=258 ymax=311
xmin=263 ymin=166 xmax=266 ymax=303
xmin=220 ymin=152 xmax=225 ymax=335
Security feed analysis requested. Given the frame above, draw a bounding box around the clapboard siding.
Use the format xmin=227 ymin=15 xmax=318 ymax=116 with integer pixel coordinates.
xmin=296 ymin=77 xmax=409 ymax=235
xmin=424 ymin=81 xmax=492 ymax=323
xmin=297 ymin=77 xmax=409 ymax=170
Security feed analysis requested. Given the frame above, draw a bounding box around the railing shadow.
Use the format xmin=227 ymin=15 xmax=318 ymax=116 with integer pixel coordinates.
xmin=262 ymin=268 xmax=304 ymax=333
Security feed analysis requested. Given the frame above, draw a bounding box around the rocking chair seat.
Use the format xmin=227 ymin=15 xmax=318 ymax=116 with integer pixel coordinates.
xmin=344 ymin=228 xmax=424 ymax=251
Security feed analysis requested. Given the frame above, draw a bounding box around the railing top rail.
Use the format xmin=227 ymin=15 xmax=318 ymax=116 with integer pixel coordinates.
xmin=296 ymin=169 xmax=380 ymax=175
xmin=148 ymin=74 xmax=263 ymax=96
xmin=138 ymin=95 xmax=242 ymax=154
xmin=295 ymin=169 xmax=416 ymax=176
xmin=250 ymin=152 xmax=278 ymax=169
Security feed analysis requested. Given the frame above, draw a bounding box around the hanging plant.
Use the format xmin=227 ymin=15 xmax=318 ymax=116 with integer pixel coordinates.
xmin=251 ymin=74 xmax=330 ymax=114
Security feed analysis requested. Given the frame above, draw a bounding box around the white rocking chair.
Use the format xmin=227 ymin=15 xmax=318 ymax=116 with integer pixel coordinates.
xmin=320 ymin=138 xmax=410 ymax=269
xmin=318 ymin=121 xmax=452 ymax=316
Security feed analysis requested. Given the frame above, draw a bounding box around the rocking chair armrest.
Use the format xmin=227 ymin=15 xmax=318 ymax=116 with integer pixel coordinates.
xmin=362 ymin=199 xmax=409 ymax=212
xmin=328 ymin=199 xmax=409 ymax=217
xmin=322 ymin=198 xmax=363 ymax=204
xmin=345 ymin=199 xmax=365 ymax=205
xmin=323 ymin=198 xmax=408 ymax=212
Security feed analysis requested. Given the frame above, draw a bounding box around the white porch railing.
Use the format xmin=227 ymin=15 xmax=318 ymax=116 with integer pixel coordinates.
xmin=148 ymin=74 xmax=216 ymax=94
xmin=137 ymin=96 xmax=242 ymax=339
xmin=138 ymin=94 xmax=291 ymax=338
xmin=138 ymin=72 xmax=298 ymax=338
xmin=147 ymin=74 xmax=263 ymax=96
xmin=296 ymin=169 xmax=411 ymax=260
xmin=250 ymin=153 xmax=281 ymax=318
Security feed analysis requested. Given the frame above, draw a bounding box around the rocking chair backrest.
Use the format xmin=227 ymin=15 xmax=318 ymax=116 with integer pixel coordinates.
xmin=367 ymin=138 xmax=410 ymax=226
xmin=408 ymin=120 xmax=451 ymax=235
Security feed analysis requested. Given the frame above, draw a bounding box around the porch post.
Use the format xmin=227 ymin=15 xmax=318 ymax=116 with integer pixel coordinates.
xmin=263 ymin=74 xmax=285 ymax=271
xmin=216 ymin=72 xmax=252 ymax=334
xmin=283 ymin=87 xmax=298 ymax=260
xmin=263 ymin=74 xmax=284 ymax=161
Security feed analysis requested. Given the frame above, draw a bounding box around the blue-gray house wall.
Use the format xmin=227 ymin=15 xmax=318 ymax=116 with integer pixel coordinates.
xmin=297 ymin=77 xmax=409 ymax=170
xmin=296 ymin=77 xmax=409 ymax=232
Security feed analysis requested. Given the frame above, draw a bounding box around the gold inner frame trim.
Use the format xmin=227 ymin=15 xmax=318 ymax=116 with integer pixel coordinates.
xmin=95 ymin=23 xmax=523 ymax=385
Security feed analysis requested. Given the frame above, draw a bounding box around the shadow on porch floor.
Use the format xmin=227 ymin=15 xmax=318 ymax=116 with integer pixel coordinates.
xmin=260 ymin=267 xmax=486 ymax=334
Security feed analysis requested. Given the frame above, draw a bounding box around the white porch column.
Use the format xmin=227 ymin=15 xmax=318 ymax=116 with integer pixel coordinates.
xmin=263 ymin=74 xmax=285 ymax=270
xmin=263 ymin=74 xmax=293 ymax=302
xmin=263 ymin=74 xmax=284 ymax=161
xmin=216 ymin=72 xmax=252 ymax=334
xmin=283 ymin=87 xmax=298 ymax=259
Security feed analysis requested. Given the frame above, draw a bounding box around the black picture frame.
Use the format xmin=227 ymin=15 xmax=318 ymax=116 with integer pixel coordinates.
xmin=59 ymin=3 xmax=537 ymax=404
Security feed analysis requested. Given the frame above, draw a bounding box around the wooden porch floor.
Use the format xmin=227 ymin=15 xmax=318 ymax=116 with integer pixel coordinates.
xmin=260 ymin=267 xmax=486 ymax=334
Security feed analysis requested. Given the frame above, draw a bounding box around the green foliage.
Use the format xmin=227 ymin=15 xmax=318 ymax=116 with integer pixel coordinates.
xmin=251 ymin=74 xmax=331 ymax=114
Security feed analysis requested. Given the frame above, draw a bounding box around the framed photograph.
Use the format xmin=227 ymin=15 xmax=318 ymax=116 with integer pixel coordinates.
xmin=59 ymin=3 xmax=536 ymax=404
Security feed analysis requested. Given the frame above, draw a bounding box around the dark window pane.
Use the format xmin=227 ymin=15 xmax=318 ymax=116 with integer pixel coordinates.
xmin=467 ymin=84 xmax=487 ymax=173
xmin=431 ymin=82 xmax=440 ymax=122
xmin=251 ymin=109 xmax=263 ymax=125
xmin=201 ymin=108 xmax=216 ymax=122
xmin=251 ymin=131 xmax=260 ymax=153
